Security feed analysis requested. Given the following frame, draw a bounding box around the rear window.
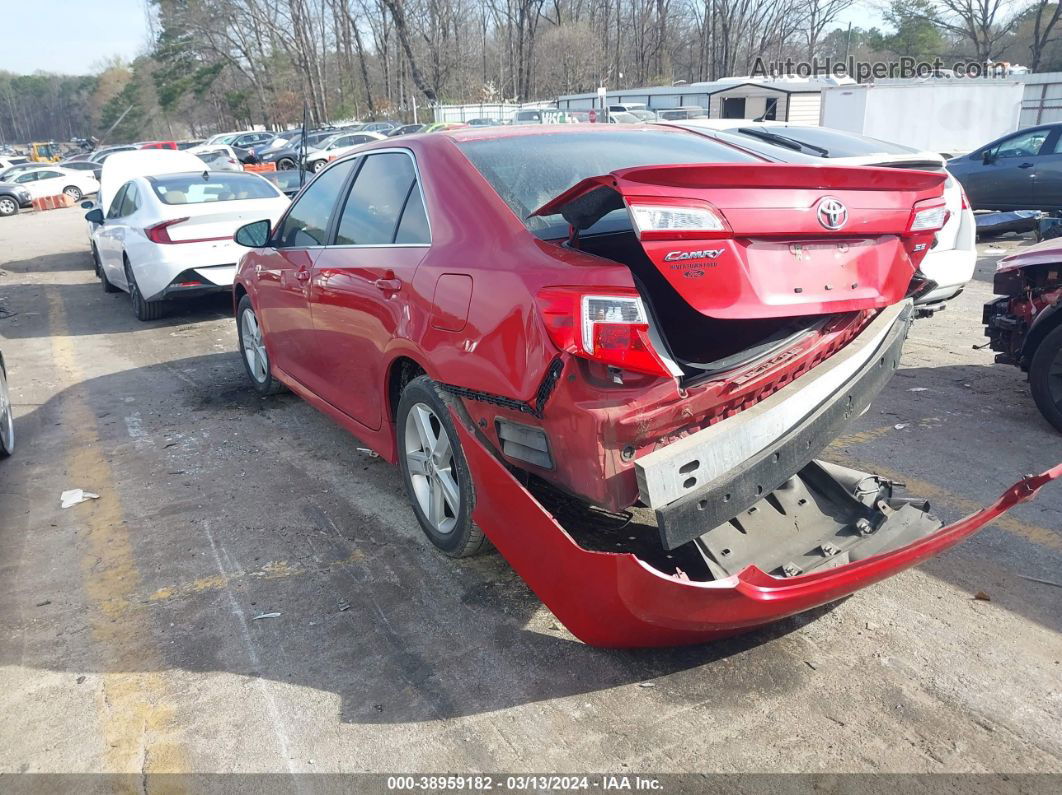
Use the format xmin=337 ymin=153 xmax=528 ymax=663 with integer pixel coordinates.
xmin=459 ymin=130 xmax=758 ymax=238
xmin=734 ymin=126 xmax=920 ymax=158
xmin=149 ymin=173 xmax=281 ymax=204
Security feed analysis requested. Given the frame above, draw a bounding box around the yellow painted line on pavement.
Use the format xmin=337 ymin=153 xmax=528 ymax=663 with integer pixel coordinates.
xmin=47 ymin=289 xmax=189 ymax=777
xmin=145 ymin=551 xmax=363 ymax=604
xmin=829 ymin=452 xmax=1062 ymax=553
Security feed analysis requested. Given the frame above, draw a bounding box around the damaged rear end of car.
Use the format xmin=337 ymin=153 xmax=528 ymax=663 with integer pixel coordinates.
xmin=443 ymin=129 xmax=1059 ymax=645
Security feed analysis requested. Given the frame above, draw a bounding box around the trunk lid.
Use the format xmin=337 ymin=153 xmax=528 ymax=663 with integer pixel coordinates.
xmin=532 ymin=163 xmax=946 ymax=320
xmin=160 ymin=197 xmax=289 ymax=242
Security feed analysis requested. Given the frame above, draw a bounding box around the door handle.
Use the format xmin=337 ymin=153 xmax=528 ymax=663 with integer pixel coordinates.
xmin=295 ymin=269 xmax=310 ymax=282
xmin=1018 ymin=162 xmax=1034 ymax=169
xmin=374 ymin=278 xmax=402 ymax=292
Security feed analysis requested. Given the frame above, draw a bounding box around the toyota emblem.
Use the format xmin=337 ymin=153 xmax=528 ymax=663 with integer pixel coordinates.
xmin=816 ymin=197 xmax=848 ymax=230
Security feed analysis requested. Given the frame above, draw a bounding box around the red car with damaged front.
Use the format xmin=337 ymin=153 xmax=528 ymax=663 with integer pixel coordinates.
xmin=230 ymin=125 xmax=1059 ymax=647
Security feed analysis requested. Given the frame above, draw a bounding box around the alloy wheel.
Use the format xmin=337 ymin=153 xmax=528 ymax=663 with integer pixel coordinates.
xmin=64 ymin=186 xmax=82 ymax=202
xmin=0 ymin=198 xmax=16 ymax=216
xmin=0 ymin=365 xmax=14 ymax=456
xmin=241 ymin=308 xmax=269 ymax=383
xmin=403 ymin=403 xmax=460 ymax=535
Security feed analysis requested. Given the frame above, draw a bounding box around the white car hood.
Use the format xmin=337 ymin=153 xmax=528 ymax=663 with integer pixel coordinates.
xmin=98 ymin=150 xmax=207 ymax=212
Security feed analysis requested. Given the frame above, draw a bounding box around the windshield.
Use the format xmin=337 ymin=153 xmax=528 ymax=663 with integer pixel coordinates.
xmin=459 ymin=130 xmax=759 ymax=238
xmin=149 ymin=172 xmax=281 ymax=204
xmin=734 ymin=126 xmax=920 ymax=158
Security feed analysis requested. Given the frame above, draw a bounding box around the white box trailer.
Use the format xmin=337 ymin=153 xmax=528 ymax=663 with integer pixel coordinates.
xmin=820 ymin=81 xmax=1023 ymax=156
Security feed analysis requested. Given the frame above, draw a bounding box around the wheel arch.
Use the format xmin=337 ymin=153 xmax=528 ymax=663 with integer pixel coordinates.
xmin=1023 ymin=301 xmax=1062 ymax=366
xmin=386 ymin=355 xmax=429 ymax=427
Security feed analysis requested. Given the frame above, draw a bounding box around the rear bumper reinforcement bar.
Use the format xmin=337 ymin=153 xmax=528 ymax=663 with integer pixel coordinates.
xmin=638 ymin=300 xmax=912 ymax=550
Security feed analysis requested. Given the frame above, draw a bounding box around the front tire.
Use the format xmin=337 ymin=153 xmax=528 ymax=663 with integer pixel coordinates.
xmin=0 ymin=358 xmax=14 ymax=458
xmin=125 ymin=259 xmax=164 ymax=321
xmin=0 ymin=197 xmax=18 ymax=217
xmin=237 ymin=295 xmax=284 ymax=395
xmin=277 ymin=157 xmax=296 ymax=170
xmin=1029 ymin=323 xmax=1062 ymax=433
xmin=311 ymin=159 xmax=326 ymax=173
xmin=397 ymin=376 xmax=484 ymax=558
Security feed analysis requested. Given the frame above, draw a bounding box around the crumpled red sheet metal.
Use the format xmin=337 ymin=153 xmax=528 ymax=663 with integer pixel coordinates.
xmin=456 ymin=418 xmax=1061 ymax=648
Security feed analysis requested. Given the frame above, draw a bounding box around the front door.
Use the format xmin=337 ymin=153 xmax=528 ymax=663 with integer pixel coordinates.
xmin=309 ymin=151 xmax=431 ymax=429
xmin=254 ymin=159 xmax=357 ymax=387
xmin=966 ymin=127 xmax=1052 ymax=210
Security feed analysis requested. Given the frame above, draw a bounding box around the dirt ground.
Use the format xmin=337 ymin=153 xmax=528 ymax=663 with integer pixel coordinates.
xmin=0 ymin=207 xmax=1059 ymax=778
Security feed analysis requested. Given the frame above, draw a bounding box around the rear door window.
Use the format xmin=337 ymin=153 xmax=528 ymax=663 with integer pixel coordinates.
xmin=334 ymin=152 xmax=423 ymax=245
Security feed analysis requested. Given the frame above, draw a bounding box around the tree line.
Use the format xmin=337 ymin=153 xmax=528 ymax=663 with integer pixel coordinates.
xmin=2 ymin=0 xmax=1062 ymax=144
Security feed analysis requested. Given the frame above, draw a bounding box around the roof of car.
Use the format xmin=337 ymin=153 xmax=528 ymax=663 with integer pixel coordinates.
xmin=442 ymin=123 xmax=693 ymax=143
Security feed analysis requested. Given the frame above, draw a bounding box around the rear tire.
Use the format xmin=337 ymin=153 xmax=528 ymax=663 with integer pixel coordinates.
xmin=0 ymin=197 xmax=18 ymax=217
xmin=90 ymin=243 xmax=101 ymax=277
xmin=311 ymin=159 xmax=326 ymax=173
xmin=125 ymin=259 xmax=165 ymax=321
xmin=63 ymin=186 xmax=82 ymax=202
xmin=237 ymin=295 xmax=284 ymax=395
xmin=277 ymin=157 xmax=296 ymax=170
xmin=397 ymin=376 xmax=484 ymax=558
xmin=1029 ymin=323 xmax=1062 ymax=433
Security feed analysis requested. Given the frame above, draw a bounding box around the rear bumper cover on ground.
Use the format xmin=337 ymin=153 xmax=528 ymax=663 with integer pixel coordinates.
xmin=456 ymin=411 xmax=1061 ymax=648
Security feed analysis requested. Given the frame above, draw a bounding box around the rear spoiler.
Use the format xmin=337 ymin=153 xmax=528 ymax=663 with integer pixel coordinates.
xmin=531 ymin=163 xmax=946 ymax=230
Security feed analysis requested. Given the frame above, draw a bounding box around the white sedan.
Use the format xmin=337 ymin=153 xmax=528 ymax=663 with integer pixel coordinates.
xmin=304 ymin=131 xmax=387 ymax=171
xmin=86 ymin=170 xmax=289 ymax=320
xmin=6 ymin=166 xmax=99 ymax=202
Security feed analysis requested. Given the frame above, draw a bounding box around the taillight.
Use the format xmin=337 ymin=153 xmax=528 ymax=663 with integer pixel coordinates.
xmin=627 ymin=199 xmax=730 ymax=240
xmin=536 ymin=287 xmax=672 ymax=378
xmin=906 ymin=198 xmax=948 ymax=233
xmin=960 ymin=185 xmax=970 ymax=210
xmin=144 ymin=217 xmax=190 ymax=244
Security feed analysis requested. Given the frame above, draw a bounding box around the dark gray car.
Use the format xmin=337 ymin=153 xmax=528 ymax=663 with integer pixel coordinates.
xmin=947 ymin=124 xmax=1062 ymax=210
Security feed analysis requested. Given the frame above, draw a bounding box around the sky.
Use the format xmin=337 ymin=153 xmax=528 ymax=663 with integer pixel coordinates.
xmin=2 ymin=0 xmax=150 ymax=75
xmin=0 ymin=1 xmax=888 ymax=78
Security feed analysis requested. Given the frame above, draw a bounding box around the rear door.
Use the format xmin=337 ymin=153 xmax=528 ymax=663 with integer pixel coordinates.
xmin=254 ymin=159 xmax=357 ymax=387
xmin=96 ymin=182 xmax=138 ymax=287
xmin=1029 ymin=129 xmax=1062 ymax=210
xmin=308 ymin=151 xmax=431 ymax=429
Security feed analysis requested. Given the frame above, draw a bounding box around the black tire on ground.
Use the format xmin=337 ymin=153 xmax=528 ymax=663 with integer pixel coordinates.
xmin=277 ymin=157 xmax=296 ymax=170
xmin=90 ymin=243 xmax=101 ymax=277
xmin=125 ymin=259 xmax=165 ymax=321
xmin=1029 ymin=323 xmax=1062 ymax=433
xmin=63 ymin=186 xmax=82 ymax=202
xmin=396 ymin=375 xmax=485 ymax=558
xmin=236 ymin=294 xmax=284 ymax=395
xmin=0 ymin=358 xmax=14 ymax=458
xmin=0 ymin=196 xmax=18 ymax=217
xmin=311 ymin=159 xmax=326 ymax=173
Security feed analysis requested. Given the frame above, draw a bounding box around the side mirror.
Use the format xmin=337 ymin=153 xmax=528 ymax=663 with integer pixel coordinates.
xmin=84 ymin=208 xmax=104 ymax=224
xmin=234 ymin=218 xmax=271 ymax=248
xmin=80 ymin=200 xmax=94 ymax=210
xmin=982 ymin=150 xmax=996 ymax=164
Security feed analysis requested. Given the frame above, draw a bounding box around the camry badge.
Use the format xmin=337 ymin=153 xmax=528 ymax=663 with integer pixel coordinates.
xmin=816 ymin=197 xmax=848 ymax=231
xmin=663 ymin=249 xmax=724 ymax=262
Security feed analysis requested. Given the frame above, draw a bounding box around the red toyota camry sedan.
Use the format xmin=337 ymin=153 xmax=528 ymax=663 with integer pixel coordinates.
xmin=231 ymin=125 xmax=1059 ymax=647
